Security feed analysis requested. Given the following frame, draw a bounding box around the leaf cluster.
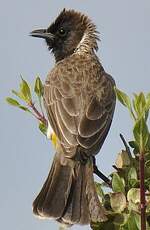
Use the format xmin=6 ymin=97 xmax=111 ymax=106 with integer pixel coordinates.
xmin=6 ymin=76 xmax=47 ymax=135
xmin=92 ymin=149 xmax=150 ymax=229
xmin=115 ymin=88 xmax=150 ymax=153
xmin=91 ymin=89 xmax=150 ymax=229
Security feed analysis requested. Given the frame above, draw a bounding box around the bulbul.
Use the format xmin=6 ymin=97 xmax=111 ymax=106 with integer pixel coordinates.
xmin=30 ymin=9 xmax=116 ymax=226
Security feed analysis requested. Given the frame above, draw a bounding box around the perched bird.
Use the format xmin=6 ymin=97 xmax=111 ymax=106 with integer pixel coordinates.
xmin=30 ymin=9 xmax=116 ymax=226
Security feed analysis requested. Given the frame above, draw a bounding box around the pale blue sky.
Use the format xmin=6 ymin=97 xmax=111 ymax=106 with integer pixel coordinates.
xmin=1 ymin=0 xmax=150 ymax=230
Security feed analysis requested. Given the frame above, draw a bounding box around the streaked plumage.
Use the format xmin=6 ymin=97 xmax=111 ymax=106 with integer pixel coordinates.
xmin=31 ymin=9 xmax=116 ymax=226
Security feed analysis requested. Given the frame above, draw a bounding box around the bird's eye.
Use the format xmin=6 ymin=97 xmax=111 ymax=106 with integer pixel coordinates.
xmin=58 ymin=28 xmax=66 ymax=36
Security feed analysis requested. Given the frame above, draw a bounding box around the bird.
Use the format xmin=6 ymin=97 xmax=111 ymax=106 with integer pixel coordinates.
xmin=30 ymin=8 xmax=116 ymax=227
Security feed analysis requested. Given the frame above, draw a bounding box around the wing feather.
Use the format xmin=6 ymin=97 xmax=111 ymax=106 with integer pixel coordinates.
xmin=54 ymin=102 xmax=78 ymax=146
xmin=57 ymin=99 xmax=78 ymax=135
xmin=78 ymin=113 xmax=108 ymax=138
xmin=44 ymin=65 xmax=116 ymax=157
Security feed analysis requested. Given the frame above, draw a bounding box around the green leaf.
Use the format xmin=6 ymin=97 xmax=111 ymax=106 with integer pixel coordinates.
xmin=128 ymin=167 xmax=137 ymax=181
xmin=129 ymin=141 xmax=139 ymax=150
xmin=129 ymin=141 xmax=140 ymax=155
xmin=19 ymin=106 xmax=31 ymax=112
xmin=112 ymin=173 xmax=125 ymax=194
xmin=133 ymin=212 xmax=140 ymax=229
xmin=110 ymin=192 xmax=126 ymax=213
xmin=138 ymin=92 xmax=146 ymax=108
xmin=6 ymin=97 xmax=32 ymax=113
xmin=133 ymin=92 xmax=150 ymax=121
xmin=34 ymin=77 xmax=44 ymax=97
xmin=12 ymin=90 xmax=23 ymax=100
xmin=6 ymin=97 xmax=20 ymax=107
xmin=39 ymin=122 xmax=47 ymax=135
xmin=12 ymin=89 xmax=32 ymax=103
xmin=127 ymin=188 xmax=140 ymax=204
xmin=133 ymin=92 xmax=146 ymax=117
xmin=115 ymin=150 xmax=131 ymax=168
xmin=128 ymin=178 xmax=139 ymax=188
xmin=19 ymin=77 xmax=32 ymax=102
xmin=128 ymin=167 xmax=138 ymax=188
xmin=128 ymin=141 xmax=136 ymax=148
xmin=133 ymin=117 xmax=149 ymax=152
xmin=122 ymin=212 xmax=140 ymax=230
xmin=115 ymin=88 xmax=131 ymax=110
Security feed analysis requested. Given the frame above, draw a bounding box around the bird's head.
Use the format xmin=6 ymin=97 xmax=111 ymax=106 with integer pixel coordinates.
xmin=30 ymin=9 xmax=99 ymax=62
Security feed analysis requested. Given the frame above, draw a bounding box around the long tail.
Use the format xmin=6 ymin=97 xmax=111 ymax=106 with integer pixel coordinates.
xmin=32 ymin=152 xmax=107 ymax=226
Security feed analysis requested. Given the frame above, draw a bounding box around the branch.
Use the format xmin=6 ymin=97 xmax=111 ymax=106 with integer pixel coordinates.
xmin=29 ymin=102 xmax=48 ymax=127
xmin=93 ymin=157 xmax=112 ymax=188
xmin=112 ymin=165 xmax=123 ymax=173
xmin=120 ymin=133 xmax=132 ymax=158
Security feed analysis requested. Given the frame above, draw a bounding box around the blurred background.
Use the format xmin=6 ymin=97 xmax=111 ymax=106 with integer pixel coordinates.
xmin=0 ymin=0 xmax=150 ymax=229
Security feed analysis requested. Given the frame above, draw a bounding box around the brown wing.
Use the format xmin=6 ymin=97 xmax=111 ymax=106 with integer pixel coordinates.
xmin=44 ymin=69 xmax=116 ymax=158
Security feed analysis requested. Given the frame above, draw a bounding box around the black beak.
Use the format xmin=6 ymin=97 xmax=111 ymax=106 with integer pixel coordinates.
xmin=30 ymin=29 xmax=54 ymax=40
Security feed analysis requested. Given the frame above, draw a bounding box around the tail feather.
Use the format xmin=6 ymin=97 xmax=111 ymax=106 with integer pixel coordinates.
xmin=85 ymin=162 xmax=107 ymax=222
xmin=33 ymin=160 xmax=56 ymax=216
xmin=79 ymin=165 xmax=90 ymax=225
xmin=33 ymin=156 xmax=73 ymax=219
xmin=33 ymin=152 xmax=107 ymax=225
xmin=61 ymin=163 xmax=89 ymax=225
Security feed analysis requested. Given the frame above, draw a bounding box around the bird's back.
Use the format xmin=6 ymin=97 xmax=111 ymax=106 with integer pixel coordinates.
xmin=44 ymin=52 xmax=116 ymax=159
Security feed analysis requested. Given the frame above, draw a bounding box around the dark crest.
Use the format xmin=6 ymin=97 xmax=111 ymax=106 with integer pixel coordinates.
xmin=31 ymin=9 xmax=100 ymax=61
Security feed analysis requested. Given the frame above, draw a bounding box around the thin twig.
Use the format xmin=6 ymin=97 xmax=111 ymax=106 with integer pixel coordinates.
xmin=93 ymin=157 xmax=112 ymax=187
xmin=38 ymin=96 xmax=45 ymax=117
xmin=120 ymin=133 xmax=132 ymax=158
xmin=112 ymin=165 xmax=123 ymax=173
xmin=29 ymin=102 xmax=48 ymax=127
